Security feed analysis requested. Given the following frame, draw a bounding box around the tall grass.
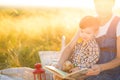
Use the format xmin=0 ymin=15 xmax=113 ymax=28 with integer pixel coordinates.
xmin=0 ymin=8 xmax=78 ymax=69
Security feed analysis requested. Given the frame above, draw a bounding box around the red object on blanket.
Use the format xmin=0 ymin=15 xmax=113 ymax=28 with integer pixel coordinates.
xmin=33 ymin=63 xmax=46 ymax=80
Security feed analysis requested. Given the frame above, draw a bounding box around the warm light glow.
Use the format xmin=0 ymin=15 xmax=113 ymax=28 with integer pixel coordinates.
xmin=0 ymin=0 xmax=120 ymax=8
xmin=0 ymin=0 xmax=94 ymax=9
xmin=114 ymin=0 xmax=120 ymax=8
xmin=0 ymin=0 xmax=120 ymax=34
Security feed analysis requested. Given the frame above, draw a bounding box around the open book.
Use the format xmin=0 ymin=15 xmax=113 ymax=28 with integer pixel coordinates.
xmin=44 ymin=66 xmax=88 ymax=80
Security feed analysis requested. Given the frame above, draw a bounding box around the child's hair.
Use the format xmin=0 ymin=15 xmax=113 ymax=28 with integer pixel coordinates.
xmin=79 ymin=16 xmax=100 ymax=30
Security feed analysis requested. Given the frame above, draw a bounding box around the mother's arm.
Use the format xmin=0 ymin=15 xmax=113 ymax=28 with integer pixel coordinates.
xmin=99 ymin=36 xmax=120 ymax=71
xmin=86 ymin=36 xmax=120 ymax=76
xmin=57 ymin=28 xmax=81 ymax=69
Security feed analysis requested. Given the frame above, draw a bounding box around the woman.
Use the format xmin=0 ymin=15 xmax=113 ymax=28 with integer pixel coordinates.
xmin=56 ymin=0 xmax=120 ymax=80
xmin=85 ymin=0 xmax=120 ymax=80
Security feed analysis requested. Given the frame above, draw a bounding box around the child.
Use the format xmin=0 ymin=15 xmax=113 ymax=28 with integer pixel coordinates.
xmin=69 ymin=16 xmax=100 ymax=72
xmin=54 ymin=16 xmax=100 ymax=80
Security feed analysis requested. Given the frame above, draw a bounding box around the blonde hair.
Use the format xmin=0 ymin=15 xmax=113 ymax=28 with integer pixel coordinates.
xmin=79 ymin=16 xmax=100 ymax=30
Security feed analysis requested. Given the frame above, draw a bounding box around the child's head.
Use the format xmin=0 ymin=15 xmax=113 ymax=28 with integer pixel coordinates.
xmin=79 ymin=16 xmax=100 ymax=40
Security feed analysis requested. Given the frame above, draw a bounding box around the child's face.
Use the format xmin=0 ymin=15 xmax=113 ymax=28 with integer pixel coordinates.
xmin=80 ymin=27 xmax=97 ymax=41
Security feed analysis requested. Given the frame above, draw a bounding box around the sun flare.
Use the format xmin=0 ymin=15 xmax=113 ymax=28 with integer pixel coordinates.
xmin=0 ymin=0 xmax=120 ymax=9
xmin=0 ymin=0 xmax=94 ymax=9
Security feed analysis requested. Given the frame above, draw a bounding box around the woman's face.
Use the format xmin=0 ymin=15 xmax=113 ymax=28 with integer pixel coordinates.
xmin=80 ymin=27 xmax=96 ymax=41
xmin=94 ymin=0 xmax=114 ymax=16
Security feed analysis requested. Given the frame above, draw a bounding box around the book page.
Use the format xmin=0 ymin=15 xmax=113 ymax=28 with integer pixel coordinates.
xmin=66 ymin=68 xmax=88 ymax=79
xmin=44 ymin=66 xmax=88 ymax=79
xmin=44 ymin=66 xmax=68 ymax=78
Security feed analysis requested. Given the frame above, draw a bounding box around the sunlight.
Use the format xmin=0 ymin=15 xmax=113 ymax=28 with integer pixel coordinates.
xmin=0 ymin=0 xmax=120 ymax=9
xmin=115 ymin=0 xmax=120 ymax=8
xmin=0 ymin=0 xmax=94 ymax=9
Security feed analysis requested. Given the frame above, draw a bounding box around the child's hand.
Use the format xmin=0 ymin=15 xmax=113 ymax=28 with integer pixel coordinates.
xmin=62 ymin=61 xmax=74 ymax=72
xmin=69 ymin=67 xmax=79 ymax=73
xmin=53 ymin=63 xmax=62 ymax=70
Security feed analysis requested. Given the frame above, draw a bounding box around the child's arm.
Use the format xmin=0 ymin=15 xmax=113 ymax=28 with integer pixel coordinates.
xmin=57 ymin=28 xmax=81 ymax=69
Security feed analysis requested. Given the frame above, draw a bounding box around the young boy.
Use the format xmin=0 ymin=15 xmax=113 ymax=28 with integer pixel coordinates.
xmin=68 ymin=16 xmax=100 ymax=73
xmin=54 ymin=16 xmax=100 ymax=80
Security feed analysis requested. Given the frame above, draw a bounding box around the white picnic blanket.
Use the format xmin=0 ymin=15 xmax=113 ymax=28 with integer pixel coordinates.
xmin=0 ymin=67 xmax=34 ymax=80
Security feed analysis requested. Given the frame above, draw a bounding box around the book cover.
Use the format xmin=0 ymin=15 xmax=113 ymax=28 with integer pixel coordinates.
xmin=44 ymin=66 xmax=88 ymax=80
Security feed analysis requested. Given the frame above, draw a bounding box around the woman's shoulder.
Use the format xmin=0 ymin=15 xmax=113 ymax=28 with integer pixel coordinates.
xmin=116 ymin=16 xmax=120 ymax=37
xmin=96 ymin=15 xmax=120 ymax=37
xmin=113 ymin=15 xmax=120 ymax=37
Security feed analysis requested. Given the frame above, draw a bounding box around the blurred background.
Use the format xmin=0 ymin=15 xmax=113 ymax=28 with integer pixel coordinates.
xmin=0 ymin=0 xmax=120 ymax=69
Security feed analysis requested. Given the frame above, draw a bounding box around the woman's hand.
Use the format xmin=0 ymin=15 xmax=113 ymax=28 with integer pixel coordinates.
xmin=86 ymin=65 xmax=101 ymax=76
xmin=69 ymin=67 xmax=79 ymax=73
xmin=53 ymin=63 xmax=62 ymax=70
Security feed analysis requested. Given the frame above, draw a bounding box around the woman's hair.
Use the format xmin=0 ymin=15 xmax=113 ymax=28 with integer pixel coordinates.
xmin=79 ymin=16 xmax=100 ymax=30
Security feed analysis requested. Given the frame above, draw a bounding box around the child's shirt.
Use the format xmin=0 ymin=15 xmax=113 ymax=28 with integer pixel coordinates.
xmin=70 ymin=38 xmax=100 ymax=69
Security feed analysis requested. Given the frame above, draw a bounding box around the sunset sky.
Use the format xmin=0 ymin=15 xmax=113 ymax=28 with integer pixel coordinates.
xmin=0 ymin=0 xmax=120 ymax=9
